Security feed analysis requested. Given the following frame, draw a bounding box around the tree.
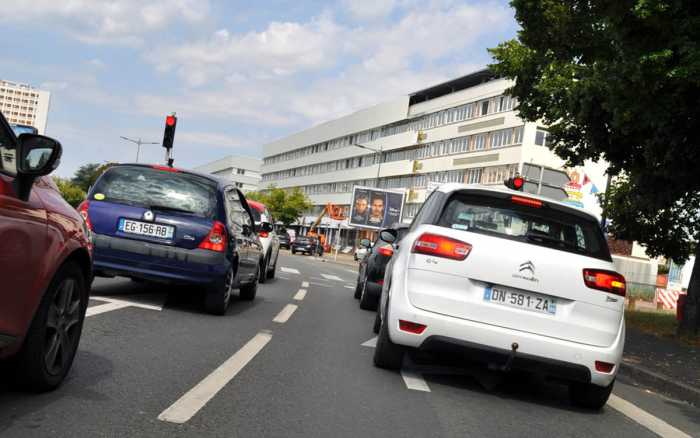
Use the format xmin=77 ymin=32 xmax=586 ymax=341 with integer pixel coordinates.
xmin=490 ymin=0 xmax=700 ymax=334
xmin=52 ymin=177 xmax=86 ymax=207
xmin=246 ymin=186 xmax=312 ymax=227
xmin=71 ymin=162 xmax=117 ymax=192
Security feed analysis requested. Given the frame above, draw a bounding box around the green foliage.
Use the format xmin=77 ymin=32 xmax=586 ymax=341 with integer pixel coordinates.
xmin=489 ymin=0 xmax=700 ymax=263
xmin=71 ymin=162 xmax=117 ymax=192
xmin=245 ymin=186 xmax=312 ymax=226
xmin=52 ymin=177 xmax=86 ymax=207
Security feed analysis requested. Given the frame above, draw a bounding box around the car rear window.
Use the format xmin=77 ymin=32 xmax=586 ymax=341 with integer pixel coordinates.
xmin=92 ymin=166 xmax=219 ymax=219
xmin=437 ymin=193 xmax=611 ymax=261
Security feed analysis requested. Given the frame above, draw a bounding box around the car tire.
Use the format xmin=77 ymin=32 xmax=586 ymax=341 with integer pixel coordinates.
xmin=359 ymin=279 xmax=378 ymax=311
xmin=266 ymin=252 xmax=277 ymax=280
xmin=291 ymin=249 xmax=296 ymax=255
xmin=373 ymin=304 xmax=404 ymax=369
xmin=205 ymin=267 xmax=234 ymax=315
xmin=373 ymin=312 xmax=381 ymax=334
xmin=353 ymin=279 xmax=362 ymax=299
xmin=569 ymin=380 xmax=615 ymax=410
xmin=259 ymin=254 xmax=268 ymax=284
xmin=14 ymin=261 xmax=88 ymax=392
xmin=240 ymin=263 xmax=260 ymax=301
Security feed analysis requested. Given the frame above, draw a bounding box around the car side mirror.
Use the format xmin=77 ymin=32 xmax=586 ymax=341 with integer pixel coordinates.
xmin=260 ymin=222 xmax=274 ymax=233
xmin=12 ymin=133 xmax=62 ymax=202
xmin=379 ymin=229 xmax=398 ymax=244
xmin=17 ymin=133 xmax=62 ymax=176
xmin=360 ymin=238 xmax=371 ymax=248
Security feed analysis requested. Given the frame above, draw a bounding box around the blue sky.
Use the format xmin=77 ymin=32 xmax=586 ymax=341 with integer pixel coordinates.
xmin=0 ymin=0 xmax=518 ymax=178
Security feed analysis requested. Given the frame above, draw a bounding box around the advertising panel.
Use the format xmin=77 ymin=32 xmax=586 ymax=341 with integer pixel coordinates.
xmin=349 ymin=186 xmax=405 ymax=230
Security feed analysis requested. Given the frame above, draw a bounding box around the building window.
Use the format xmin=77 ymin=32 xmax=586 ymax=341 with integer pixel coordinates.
xmin=466 ymin=168 xmax=483 ymax=184
xmin=235 ymin=182 xmax=243 ymax=188
xmin=236 ymin=168 xmax=245 ymax=175
xmin=474 ymin=134 xmax=486 ymax=150
xmin=535 ymin=129 xmax=550 ymax=147
xmin=481 ymin=100 xmax=489 ymax=116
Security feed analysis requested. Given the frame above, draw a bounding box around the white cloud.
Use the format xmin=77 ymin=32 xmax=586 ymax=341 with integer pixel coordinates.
xmin=0 ymin=0 xmax=210 ymax=46
xmin=341 ymin=0 xmax=397 ymax=20
xmin=149 ymin=14 xmax=343 ymax=86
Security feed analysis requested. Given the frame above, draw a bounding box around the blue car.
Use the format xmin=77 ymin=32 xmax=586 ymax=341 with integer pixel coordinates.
xmin=81 ymin=163 xmax=264 ymax=315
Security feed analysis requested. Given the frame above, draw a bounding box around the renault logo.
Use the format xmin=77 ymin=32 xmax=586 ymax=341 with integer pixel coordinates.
xmin=519 ymin=261 xmax=535 ymax=276
xmin=143 ymin=210 xmax=154 ymax=222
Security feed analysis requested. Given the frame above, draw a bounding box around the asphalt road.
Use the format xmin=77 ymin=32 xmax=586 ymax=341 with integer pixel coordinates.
xmin=0 ymin=252 xmax=698 ymax=437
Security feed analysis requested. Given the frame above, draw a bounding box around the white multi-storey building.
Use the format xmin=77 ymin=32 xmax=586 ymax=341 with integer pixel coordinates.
xmin=193 ymin=155 xmax=261 ymax=192
xmin=261 ymin=69 xmax=607 ymax=243
xmin=0 ymin=80 xmax=51 ymax=134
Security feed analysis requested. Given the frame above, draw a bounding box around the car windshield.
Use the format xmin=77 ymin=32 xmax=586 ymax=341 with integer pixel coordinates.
xmin=91 ymin=166 xmax=218 ymax=219
xmin=438 ymin=193 xmax=610 ymax=261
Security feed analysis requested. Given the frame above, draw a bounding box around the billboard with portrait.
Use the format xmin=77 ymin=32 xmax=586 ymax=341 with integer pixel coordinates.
xmin=349 ymin=186 xmax=405 ymax=230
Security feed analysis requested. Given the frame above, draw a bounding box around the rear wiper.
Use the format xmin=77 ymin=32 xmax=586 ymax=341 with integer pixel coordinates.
xmin=149 ymin=204 xmax=195 ymax=215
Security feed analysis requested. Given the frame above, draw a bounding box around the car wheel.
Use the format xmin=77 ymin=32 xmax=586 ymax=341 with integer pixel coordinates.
xmin=266 ymin=251 xmax=277 ymax=280
xmin=14 ymin=261 xmax=88 ymax=392
xmin=259 ymin=254 xmax=268 ymax=284
xmin=353 ymin=279 xmax=362 ymax=299
xmin=205 ymin=266 xmax=234 ymax=315
xmin=240 ymin=263 xmax=260 ymax=301
xmin=354 ymin=254 xmax=358 ymax=261
xmin=373 ymin=312 xmax=381 ymax=334
xmin=373 ymin=302 xmax=404 ymax=369
xmin=359 ymin=279 xmax=378 ymax=311
xmin=291 ymin=249 xmax=296 ymax=255
xmin=569 ymin=380 xmax=615 ymax=410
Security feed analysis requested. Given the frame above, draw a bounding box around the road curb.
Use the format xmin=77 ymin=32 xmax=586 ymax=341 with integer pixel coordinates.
xmin=620 ymin=360 xmax=700 ymax=406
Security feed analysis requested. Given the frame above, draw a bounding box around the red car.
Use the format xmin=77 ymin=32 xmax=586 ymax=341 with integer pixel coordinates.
xmin=0 ymin=112 xmax=92 ymax=391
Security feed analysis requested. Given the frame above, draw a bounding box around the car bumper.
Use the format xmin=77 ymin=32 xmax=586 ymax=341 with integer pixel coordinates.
xmin=388 ymin=277 xmax=625 ymax=387
xmin=92 ymin=234 xmax=229 ymax=285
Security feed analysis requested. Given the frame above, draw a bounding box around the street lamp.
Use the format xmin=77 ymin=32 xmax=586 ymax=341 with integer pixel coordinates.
xmin=352 ymin=142 xmax=383 ymax=188
xmin=119 ymin=136 xmax=160 ymax=163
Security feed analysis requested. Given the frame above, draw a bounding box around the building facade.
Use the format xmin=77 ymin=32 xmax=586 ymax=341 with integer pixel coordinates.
xmin=261 ymin=70 xmax=607 ymax=246
xmin=193 ymin=155 xmax=261 ymax=192
xmin=0 ymin=80 xmax=51 ymax=134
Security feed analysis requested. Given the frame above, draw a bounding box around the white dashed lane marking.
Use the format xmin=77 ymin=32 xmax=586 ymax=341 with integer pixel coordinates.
xmin=321 ymin=274 xmax=344 ymax=282
xmin=280 ymin=267 xmax=300 ymax=275
xmin=361 ymin=337 xmax=377 ymax=347
xmin=273 ymin=304 xmax=298 ymax=323
xmin=293 ymin=289 xmax=307 ymax=301
xmin=344 ymin=285 xmax=355 ymax=290
xmin=301 ymin=281 xmax=309 ymax=288
xmin=87 ymin=295 xmax=164 ymax=317
xmin=158 ymin=331 xmax=272 ymax=424
xmin=607 ymin=394 xmax=692 ymax=438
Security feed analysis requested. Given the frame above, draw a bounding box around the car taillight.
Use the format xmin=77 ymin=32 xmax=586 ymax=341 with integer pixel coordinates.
xmin=198 ymin=221 xmax=227 ymax=252
xmin=377 ymin=245 xmax=393 ymax=257
xmin=259 ymin=231 xmax=269 ymax=238
xmin=583 ymin=269 xmax=626 ymax=297
xmin=77 ymin=200 xmax=93 ymax=231
xmin=377 ymin=279 xmax=384 ymax=286
xmin=412 ymin=233 xmax=471 ymax=260
xmin=399 ymin=320 xmax=427 ymax=334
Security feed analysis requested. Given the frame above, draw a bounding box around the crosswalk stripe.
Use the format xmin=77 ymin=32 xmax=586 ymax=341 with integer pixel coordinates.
xmin=321 ymin=274 xmax=343 ymax=282
xmin=280 ymin=267 xmax=300 ymax=275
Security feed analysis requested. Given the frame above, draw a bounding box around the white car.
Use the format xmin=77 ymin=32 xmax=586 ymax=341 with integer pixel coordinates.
xmin=247 ymin=200 xmax=280 ymax=283
xmin=374 ymin=183 xmax=625 ymax=410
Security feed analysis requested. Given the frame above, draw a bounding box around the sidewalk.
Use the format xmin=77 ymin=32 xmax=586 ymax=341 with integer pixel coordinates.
xmin=621 ymin=327 xmax=700 ymax=406
xmin=317 ymin=251 xmax=360 ymax=268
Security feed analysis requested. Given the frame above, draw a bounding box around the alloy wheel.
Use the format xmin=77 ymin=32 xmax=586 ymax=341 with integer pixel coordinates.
xmin=44 ymin=278 xmax=81 ymax=376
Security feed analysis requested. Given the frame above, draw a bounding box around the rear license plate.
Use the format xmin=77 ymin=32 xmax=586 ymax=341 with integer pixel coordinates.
xmin=118 ymin=218 xmax=174 ymax=239
xmin=483 ymin=285 xmax=557 ymax=315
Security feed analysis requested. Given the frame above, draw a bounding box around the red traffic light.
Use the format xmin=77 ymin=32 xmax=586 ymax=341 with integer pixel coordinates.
xmin=513 ymin=176 xmax=524 ymax=189
xmin=166 ymin=115 xmax=176 ymax=126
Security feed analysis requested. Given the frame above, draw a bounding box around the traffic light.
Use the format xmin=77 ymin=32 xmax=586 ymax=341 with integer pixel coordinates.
xmin=162 ymin=114 xmax=177 ymax=150
xmin=504 ymin=175 xmax=525 ymax=191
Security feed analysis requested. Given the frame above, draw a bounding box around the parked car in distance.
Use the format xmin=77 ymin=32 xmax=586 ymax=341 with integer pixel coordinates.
xmin=83 ymin=163 xmax=263 ymax=315
xmin=291 ymin=235 xmax=323 ymax=256
xmin=247 ymin=200 xmax=280 ymax=283
xmin=0 ymin=111 xmax=92 ymax=391
xmin=278 ymin=231 xmax=291 ymax=250
xmin=374 ymin=183 xmax=626 ymax=410
xmin=356 ymin=224 xmax=410 ymax=311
